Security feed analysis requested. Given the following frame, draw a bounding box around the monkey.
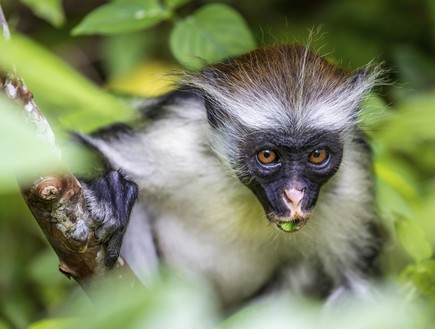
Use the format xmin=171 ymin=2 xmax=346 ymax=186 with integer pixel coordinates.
xmin=77 ymin=44 xmax=382 ymax=308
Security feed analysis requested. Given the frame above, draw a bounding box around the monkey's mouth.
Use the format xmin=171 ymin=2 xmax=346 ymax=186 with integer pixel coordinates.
xmin=268 ymin=214 xmax=309 ymax=233
xmin=277 ymin=218 xmax=307 ymax=232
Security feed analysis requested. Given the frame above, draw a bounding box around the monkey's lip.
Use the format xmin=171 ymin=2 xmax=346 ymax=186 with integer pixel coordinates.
xmin=267 ymin=211 xmax=311 ymax=233
xmin=269 ymin=215 xmax=309 ymax=233
xmin=276 ymin=218 xmax=306 ymax=233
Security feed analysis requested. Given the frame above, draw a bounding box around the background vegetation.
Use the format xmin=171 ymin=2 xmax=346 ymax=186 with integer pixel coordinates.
xmin=1 ymin=0 xmax=435 ymax=328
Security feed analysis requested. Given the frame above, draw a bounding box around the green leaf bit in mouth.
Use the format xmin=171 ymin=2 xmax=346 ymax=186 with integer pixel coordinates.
xmin=278 ymin=220 xmax=299 ymax=233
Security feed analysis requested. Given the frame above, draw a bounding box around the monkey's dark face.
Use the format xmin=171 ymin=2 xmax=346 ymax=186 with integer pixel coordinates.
xmin=238 ymin=130 xmax=343 ymax=233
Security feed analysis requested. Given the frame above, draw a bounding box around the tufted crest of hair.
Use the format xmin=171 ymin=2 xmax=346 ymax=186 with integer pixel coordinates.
xmin=185 ymin=44 xmax=380 ymax=133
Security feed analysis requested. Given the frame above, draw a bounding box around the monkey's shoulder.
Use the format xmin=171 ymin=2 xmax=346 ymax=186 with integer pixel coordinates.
xmin=138 ymin=88 xmax=203 ymax=120
xmin=77 ymin=89 xmax=217 ymax=193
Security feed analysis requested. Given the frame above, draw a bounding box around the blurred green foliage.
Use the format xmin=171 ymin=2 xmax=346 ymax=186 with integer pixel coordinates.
xmin=1 ymin=0 xmax=435 ymax=328
xmin=18 ymin=0 xmax=64 ymax=27
xmin=169 ymin=3 xmax=256 ymax=69
xmin=72 ymin=0 xmax=256 ymax=69
xmin=72 ymin=0 xmax=173 ymax=36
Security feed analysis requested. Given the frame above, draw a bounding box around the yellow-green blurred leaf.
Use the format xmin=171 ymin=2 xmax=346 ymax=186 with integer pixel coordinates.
xmin=29 ymin=318 xmax=76 ymax=329
xmin=415 ymin=188 xmax=435 ymax=247
xmin=376 ymin=92 xmax=435 ymax=150
xmin=360 ymin=93 xmax=392 ymax=133
xmin=376 ymin=180 xmax=413 ymax=224
xmin=403 ymin=261 xmax=435 ymax=297
xmin=62 ymin=273 xmax=217 ymax=329
xmin=375 ymin=161 xmax=419 ymax=207
xmin=28 ymin=249 xmax=74 ymax=306
xmin=395 ymin=217 xmax=433 ymax=263
xmin=107 ymin=60 xmax=178 ymax=97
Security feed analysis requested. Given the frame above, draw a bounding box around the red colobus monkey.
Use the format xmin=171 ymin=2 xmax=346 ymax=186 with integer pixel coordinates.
xmin=78 ymin=44 xmax=382 ymax=308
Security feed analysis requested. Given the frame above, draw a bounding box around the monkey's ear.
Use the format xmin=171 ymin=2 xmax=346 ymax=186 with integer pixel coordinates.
xmin=203 ymin=93 xmax=229 ymax=129
xmin=201 ymin=68 xmax=219 ymax=80
xmin=188 ymin=68 xmax=234 ymax=128
xmin=203 ymin=93 xmax=218 ymax=128
xmin=197 ymin=69 xmax=233 ymax=129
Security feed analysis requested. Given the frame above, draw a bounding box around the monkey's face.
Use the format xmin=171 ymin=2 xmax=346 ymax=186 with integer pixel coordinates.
xmin=238 ymin=130 xmax=343 ymax=233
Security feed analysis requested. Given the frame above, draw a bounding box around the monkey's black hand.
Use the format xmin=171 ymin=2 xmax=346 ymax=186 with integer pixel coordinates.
xmin=82 ymin=170 xmax=138 ymax=269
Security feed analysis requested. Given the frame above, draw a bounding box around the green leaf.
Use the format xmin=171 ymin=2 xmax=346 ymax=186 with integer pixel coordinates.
xmin=0 ymin=34 xmax=134 ymax=132
xmin=63 ymin=273 xmax=217 ymax=329
xmin=72 ymin=0 xmax=171 ymax=36
xmin=19 ymin=0 xmax=65 ymax=27
xmin=0 ymin=320 xmax=10 ymax=329
xmin=102 ymin=32 xmax=154 ymax=78
xmin=0 ymin=96 xmax=62 ymax=192
xmin=416 ymin=192 xmax=435 ymax=247
xmin=426 ymin=0 xmax=435 ymax=36
xmin=170 ymin=3 xmax=256 ymax=69
xmin=359 ymin=93 xmax=393 ymax=133
xmin=403 ymin=261 xmax=435 ymax=297
xmin=375 ymin=161 xmax=419 ymax=207
xmin=395 ymin=217 xmax=433 ymax=263
xmin=278 ymin=221 xmax=298 ymax=232
xmin=28 ymin=318 xmax=75 ymax=329
xmin=392 ymin=46 xmax=435 ymax=92
xmin=165 ymin=0 xmax=191 ymax=10
xmin=376 ymin=92 xmax=435 ymax=151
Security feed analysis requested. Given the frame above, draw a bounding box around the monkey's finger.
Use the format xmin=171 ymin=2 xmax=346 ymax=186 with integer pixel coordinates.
xmin=104 ymin=232 xmax=123 ymax=269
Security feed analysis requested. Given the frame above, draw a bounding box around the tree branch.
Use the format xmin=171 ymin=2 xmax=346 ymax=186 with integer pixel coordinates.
xmin=0 ymin=5 xmax=138 ymax=290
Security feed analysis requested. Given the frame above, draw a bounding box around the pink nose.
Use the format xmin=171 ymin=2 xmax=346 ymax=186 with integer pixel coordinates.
xmin=284 ymin=187 xmax=305 ymax=207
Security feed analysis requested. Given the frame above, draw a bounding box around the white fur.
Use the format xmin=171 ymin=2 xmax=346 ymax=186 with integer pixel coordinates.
xmin=186 ymin=65 xmax=379 ymax=136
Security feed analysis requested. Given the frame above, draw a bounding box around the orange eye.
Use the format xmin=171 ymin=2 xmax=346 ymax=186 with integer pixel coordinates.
xmin=309 ymin=149 xmax=329 ymax=164
xmin=257 ymin=149 xmax=277 ymax=164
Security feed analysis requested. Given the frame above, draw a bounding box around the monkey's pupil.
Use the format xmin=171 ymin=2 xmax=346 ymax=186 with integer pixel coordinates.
xmin=313 ymin=150 xmax=321 ymax=158
xmin=263 ymin=150 xmax=271 ymax=158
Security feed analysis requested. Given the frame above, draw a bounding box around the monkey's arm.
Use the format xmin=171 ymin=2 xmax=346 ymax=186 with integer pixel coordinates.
xmin=79 ymin=167 xmax=159 ymax=280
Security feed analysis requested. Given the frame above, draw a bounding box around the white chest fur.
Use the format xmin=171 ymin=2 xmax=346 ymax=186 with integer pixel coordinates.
xmin=152 ymin=196 xmax=287 ymax=305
